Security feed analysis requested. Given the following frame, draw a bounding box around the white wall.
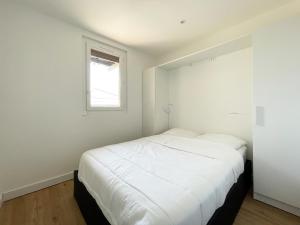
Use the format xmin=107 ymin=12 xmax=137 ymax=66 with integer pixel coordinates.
xmin=0 ymin=2 xmax=154 ymax=195
xmin=158 ymin=0 xmax=300 ymax=64
xmin=253 ymin=16 xmax=300 ymax=211
xmin=169 ymin=48 xmax=253 ymax=158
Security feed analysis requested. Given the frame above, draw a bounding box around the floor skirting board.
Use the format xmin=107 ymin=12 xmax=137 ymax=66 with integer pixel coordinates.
xmin=2 ymin=172 xmax=74 ymax=202
xmin=254 ymin=192 xmax=300 ymax=217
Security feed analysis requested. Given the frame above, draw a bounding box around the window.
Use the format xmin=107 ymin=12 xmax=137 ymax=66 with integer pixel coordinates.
xmin=85 ymin=38 xmax=127 ymax=110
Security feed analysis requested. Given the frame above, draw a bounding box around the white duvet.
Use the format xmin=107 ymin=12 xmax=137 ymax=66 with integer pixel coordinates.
xmin=78 ymin=134 xmax=244 ymax=225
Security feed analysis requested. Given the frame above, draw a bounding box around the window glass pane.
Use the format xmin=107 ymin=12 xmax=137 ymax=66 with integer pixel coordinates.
xmin=90 ymin=51 xmax=120 ymax=107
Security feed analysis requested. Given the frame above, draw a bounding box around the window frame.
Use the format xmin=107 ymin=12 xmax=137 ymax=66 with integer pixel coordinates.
xmin=85 ymin=38 xmax=127 ymax=111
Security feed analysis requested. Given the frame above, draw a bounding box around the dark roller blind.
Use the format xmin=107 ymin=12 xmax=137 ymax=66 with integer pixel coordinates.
xmin=91 ymin=49 xmax=119 ymax=63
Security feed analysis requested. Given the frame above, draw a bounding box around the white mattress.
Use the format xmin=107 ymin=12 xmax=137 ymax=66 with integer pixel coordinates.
xmin=78 ymin=134 xmax=244 ymax=225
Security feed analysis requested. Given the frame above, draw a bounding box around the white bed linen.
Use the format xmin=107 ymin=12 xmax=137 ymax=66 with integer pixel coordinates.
xmin=237 ymin=146 xmax=247 ymax=163
xmin=78 ymin=134 xmax=244 ymax=225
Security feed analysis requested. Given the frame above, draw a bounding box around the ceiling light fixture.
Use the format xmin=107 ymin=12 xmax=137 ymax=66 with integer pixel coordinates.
xmin=180 ymin=20 xmax=186 ymax=24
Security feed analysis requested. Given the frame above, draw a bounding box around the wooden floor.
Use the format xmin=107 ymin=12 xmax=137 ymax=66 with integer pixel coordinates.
xmin=1 ymin=180 xmax=300 ymax=225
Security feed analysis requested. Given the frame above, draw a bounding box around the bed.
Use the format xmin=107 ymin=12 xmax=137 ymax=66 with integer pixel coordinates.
xmin=74 ymin=131 xmax=252 ymax=225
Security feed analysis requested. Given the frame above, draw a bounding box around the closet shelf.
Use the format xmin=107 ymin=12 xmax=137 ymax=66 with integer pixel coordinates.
xmin=158 ymin=35 xmax=251 ymax=70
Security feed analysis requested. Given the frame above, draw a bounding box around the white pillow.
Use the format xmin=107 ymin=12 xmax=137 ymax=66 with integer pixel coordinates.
xmin=163 ymin=128 xmax=198 ymax=138
xmin=196 ymin=133 xmax=246 ymax=149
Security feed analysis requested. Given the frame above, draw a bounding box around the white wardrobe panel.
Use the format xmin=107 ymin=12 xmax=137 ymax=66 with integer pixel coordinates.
xmin=142 ymin=67 xmax=169 ymax=136
xmin=154 ymin=68 xmax=169 ymax=134
xmin=253 ymin=16 xmax=300 ymax=211
xmin=142 ymin=68 xmax=155 ymax=136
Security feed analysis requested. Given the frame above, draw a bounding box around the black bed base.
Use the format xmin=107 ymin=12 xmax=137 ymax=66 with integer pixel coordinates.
xmin=74 ymin=160 xmax=252 ymax=225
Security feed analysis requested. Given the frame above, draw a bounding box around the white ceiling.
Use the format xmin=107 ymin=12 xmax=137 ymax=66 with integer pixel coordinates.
xmin=15 ymin=0 xmax=293 ymax=56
